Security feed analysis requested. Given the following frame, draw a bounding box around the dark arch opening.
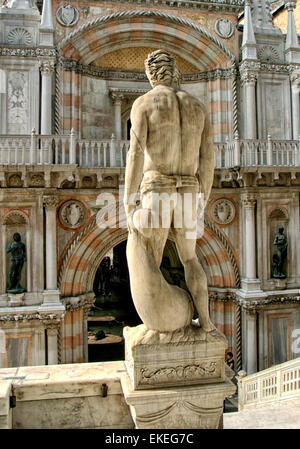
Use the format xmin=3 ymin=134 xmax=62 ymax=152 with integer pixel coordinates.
xmin=88 ymin=238 xmax=188 ymax=362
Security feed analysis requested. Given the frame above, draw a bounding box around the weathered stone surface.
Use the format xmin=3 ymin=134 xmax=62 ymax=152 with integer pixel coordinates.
xmin=124 ymin=324 xmax=227 ymax=389
xmin=121 ymin=371 xmax=235 ymax=429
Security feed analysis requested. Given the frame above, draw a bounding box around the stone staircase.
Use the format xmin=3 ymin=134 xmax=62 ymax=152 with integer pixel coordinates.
xmin=224 ymin=400 xmax=300 ymax=429
xmin=224 ymin=357 xmax=300 ymax=429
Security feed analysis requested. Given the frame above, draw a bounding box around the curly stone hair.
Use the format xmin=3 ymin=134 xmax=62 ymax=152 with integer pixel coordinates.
xmin=144 ymin=50 xmax=181 ymax=88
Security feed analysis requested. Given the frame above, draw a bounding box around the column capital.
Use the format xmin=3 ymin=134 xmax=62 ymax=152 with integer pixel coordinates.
xmin=290 ymin=71 xmax=300 ymax=89
xmin=39 ymin=60 xmax=55 ymax=75
xmin=285 ymin=2 xmax=296 ymax=11
xmin=43 ymin=195 xmax=59 ymax=208
xmin=240 ymin=71 xmax=258 ymax=86
xmin=110 ymin=92 xmax=124 ymax=104
xmin=241 ymin=193 xmax=256 ymax=208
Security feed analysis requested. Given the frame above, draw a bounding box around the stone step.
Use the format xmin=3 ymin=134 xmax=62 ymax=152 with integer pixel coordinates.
xmin=224 ymin=400 xmax=300 ymax=429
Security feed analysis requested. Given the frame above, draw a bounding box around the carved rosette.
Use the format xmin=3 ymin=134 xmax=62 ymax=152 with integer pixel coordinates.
xmin=58 ymin=200 xmax=87 ymax=229
xmin=210 ymin=198 xmax=236 ymax=225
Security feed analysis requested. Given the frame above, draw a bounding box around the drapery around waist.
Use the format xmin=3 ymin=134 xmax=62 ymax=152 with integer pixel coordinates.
xmin=141 ymin=170 xmax=199 ymax=194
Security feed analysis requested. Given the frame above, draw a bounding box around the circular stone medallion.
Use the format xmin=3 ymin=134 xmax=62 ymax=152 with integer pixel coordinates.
xmin=214 ymin=18 xmax=234 ymax=39
xmin=56 ymin=5 xmax=80 ymax=27
xmin=211 ymin=198 xmax=236 ymax=225
xmin=59 ymin=200 xmax=86 ymax=229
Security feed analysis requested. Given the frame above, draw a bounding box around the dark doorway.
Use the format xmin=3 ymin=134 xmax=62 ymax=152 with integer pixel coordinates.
xmin=88 ymin=239 xmax=188 ymax=362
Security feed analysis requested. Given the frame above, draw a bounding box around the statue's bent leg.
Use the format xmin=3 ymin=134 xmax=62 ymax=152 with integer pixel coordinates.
xmin=173 ymin=188 xmax=215 ymax=332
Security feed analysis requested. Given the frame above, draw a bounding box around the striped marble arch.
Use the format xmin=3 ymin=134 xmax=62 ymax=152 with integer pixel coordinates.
xmin=59 ymin=10 xmax=235 ymax=69
xmin=58 ymin=200 xmax=239 ymax=298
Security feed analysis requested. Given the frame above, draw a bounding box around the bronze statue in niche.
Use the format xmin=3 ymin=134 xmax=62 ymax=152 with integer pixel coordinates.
xmin=6 ymin=232 xmax=26 ymax=293
xmin=272 ymin=226 xmax=288 ymax=279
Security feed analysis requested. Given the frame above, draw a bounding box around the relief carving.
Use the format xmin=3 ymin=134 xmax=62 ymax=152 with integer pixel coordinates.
xmin=56 ymin=5 xmax=80 ymax=27
xmin=140 ymin=361 xmax=218 ymax=384
xmin=211 ymin=198 xmax=236 ymax=225
xmin=59 ymin=200 xmax=87 ymax=229
xmin=7 ymin=28 xmax=33 ymax=46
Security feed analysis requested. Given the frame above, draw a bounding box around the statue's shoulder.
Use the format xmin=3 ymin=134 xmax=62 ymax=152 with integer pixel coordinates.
xmin=177 ymin=89 xmax=207 ymax=110
xmin=131 ymin=92 xmax=151 ymax=111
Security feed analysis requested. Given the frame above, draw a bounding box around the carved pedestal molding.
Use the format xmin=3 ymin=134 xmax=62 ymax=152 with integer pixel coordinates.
xmin=121 ymin=372 xmax=235 ymax=429
xmin=39 ymin=60 xmax=55 ymax=135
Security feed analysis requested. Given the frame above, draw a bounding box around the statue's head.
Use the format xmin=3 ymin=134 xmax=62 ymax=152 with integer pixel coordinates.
xmin=145 ymin=50 xmax=181 ymax=89
xmin=279 ymin=226 xmax=284 ymax=234
xmin=13 ymin=232 xmax=21 ymax=242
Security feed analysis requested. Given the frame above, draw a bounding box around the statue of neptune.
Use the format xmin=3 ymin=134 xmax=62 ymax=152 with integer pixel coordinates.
xmin=124 ymin=50 xmax=215 ymax=333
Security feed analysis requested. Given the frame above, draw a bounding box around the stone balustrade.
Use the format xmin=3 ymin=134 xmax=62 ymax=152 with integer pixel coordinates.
xmin=238 ymin=357 xmax=300 ymax=411
xmin=0 ymin=132 xmax=299 ymax=169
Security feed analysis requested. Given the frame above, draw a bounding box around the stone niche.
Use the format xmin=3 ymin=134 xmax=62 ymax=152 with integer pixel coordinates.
xmin=1 ymin=210 xmax=30 ymax=295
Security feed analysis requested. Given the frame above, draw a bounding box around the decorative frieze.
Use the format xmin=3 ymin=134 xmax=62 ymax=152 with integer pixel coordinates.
xmin=139 ymin=360 xmax=219 ymax=386
xmin=0 ymin=47 xmax=56 ymax=57
xmin=60 ymin=58 xmax=236 ymax=82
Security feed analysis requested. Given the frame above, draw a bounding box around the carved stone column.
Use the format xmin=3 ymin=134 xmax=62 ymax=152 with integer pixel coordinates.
xmin=241 ymin=71 xmax=258 ymax=139
xmin=241 ymin=194 xmax=261 ymax=291
xmin=39 ymin=60 xmax=55 ymax=135
xmin=44 ymin=320 xmax=60 ymax=365
xmin=43 ymin=195 xmax=60 ymax=305
xmin=244 ymin=309 xmax=258 ymax=374
xmin=111 ymin=93 xmax=124 ymax=140
xmin=290 ymin=72 xmax=300 ymax=140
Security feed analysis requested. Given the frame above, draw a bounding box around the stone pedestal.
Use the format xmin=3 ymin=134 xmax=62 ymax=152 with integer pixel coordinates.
xmin=121 ymin=371 xmax=235 ymax=429
xmin=123 ymin=324 xmax=235 ymax=429
xmin=8 ymin=293 xmax=25 ymax=307
xmin=124 ymin=324 xmax=227 ymax=390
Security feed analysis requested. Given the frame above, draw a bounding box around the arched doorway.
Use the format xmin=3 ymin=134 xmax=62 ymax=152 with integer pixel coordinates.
xmin=88 ymin=238 xmax=192 ymax=362
xmin=58 ymin=201 xmax=239 ymax=364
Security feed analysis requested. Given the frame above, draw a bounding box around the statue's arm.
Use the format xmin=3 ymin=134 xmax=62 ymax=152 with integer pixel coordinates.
xmin=124 ymin=99 xmax=147 ymax=218
xmin=199 ymin=110 xmax=214 ymax=208
xmin=6 ymin=244 xmax=12 ymax=254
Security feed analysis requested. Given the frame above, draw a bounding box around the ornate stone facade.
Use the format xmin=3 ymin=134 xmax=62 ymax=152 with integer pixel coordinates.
xmin=0 ymin=0 xmax=299 ymax=382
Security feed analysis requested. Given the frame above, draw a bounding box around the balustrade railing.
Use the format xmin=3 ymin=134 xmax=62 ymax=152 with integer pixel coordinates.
xmin=0 ymin=131 xmax=299 ymax=168
xmin=238 ymin=357 xmax=300 ymax=410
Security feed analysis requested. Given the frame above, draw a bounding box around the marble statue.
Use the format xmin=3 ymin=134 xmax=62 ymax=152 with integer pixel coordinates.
xmin=6 ymin=232 xmax=26 ymax=293
xmin=272 ymin=226 xmax=288 ymax=278
xmin=124 ymin=50 xmax=215 ymax=333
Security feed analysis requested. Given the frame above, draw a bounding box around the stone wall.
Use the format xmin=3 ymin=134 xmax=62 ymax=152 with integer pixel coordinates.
xmin=0 ymin=361 xmax=134 ymax=429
